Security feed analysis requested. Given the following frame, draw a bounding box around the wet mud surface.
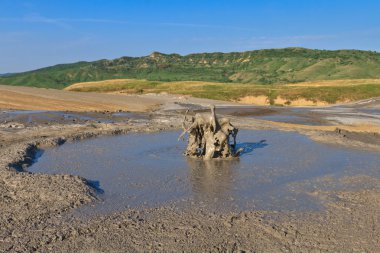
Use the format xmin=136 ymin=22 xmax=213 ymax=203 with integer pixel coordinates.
xmin=216 ymin=105 xmax=380 ymax=126
xmin=0 ymin=109 xmax=150 ymax=126
xmin=29 ymin=130 xmax=380 ymax=216
xmin=175 ymin=101 xmax=380 ymax=127
xmin=1 ymin=101 xmax=380 ymax=252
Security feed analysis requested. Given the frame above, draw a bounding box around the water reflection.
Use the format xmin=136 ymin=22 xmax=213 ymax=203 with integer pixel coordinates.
xmin=185 ymin=138 xmax=268 ymax=209
xmin=187 ymin=158 xmax=239 ymax=204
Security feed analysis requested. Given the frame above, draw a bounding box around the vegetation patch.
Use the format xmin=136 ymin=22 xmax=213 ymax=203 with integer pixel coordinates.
xmin=65 ymin=79 xmax=380 ymax=105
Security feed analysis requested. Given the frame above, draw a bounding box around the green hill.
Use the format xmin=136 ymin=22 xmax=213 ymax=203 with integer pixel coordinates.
xmin=1 ymin=48 xmax=380 ymax=89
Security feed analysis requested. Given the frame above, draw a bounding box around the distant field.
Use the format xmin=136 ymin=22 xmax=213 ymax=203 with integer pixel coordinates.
xmin=286 ymin=79 xmax=380 ymax=87
xmin=65 ymin=78 xmax=380 ymax=106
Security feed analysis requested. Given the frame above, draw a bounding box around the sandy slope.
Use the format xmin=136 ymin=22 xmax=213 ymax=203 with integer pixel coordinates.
xmin=0 ymin=85 xmax=243 ymax=112
xmin=0 ymin=85 xmax=162 ymax=112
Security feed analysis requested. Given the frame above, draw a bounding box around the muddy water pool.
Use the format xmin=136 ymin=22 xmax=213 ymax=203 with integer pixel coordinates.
xmin=28 ymin=130 xmax=380 ymax=215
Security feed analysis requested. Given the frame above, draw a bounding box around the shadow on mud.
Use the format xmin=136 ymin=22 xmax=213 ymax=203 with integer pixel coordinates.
xmin=235 ymin=140 xmax=268 ymax=156
xmin=10 ymin=148 xmax=45 ymax=172
xmin=86 ymin=179 xmax=105 ymax=194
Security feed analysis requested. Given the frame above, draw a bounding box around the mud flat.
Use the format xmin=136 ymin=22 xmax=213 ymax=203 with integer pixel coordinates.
xmin=0 ymin=84 xmax=239 ymax=112
xmin=29 ymin=130 xmax=380 ymax=216
xmin=1 ymin=104 xmax=380 ymax=252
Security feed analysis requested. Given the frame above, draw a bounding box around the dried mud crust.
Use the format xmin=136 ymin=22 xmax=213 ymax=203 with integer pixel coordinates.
xmin=306 ymin=128 xmax=380 ymax=152
xmin=2 ymin=185 xmax=380 ymax=252
xmin=0 ymin=116 xmax=179 ymax=251
xmin=1 ymin=113 xmax=380 ymax=252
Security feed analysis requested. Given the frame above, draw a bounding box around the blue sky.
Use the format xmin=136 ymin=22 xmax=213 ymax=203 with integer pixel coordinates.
xmin=1 ymin=0 xmax=380 ymax=73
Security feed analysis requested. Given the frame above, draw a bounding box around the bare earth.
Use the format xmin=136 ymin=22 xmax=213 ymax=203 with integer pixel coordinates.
xmin=1 ymin=86 xmax=380 ymax=252
xmin=0 ymin=85 xmax=239 ymax=112
xmin=0 ymin=85 xmax=162 ymax=112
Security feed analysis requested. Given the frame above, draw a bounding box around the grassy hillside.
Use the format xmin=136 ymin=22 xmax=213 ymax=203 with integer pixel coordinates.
xmin=65 ymin=78 xmax=380 ymax=105
xmin=1 ymin=48 xmax=380 ymax=89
